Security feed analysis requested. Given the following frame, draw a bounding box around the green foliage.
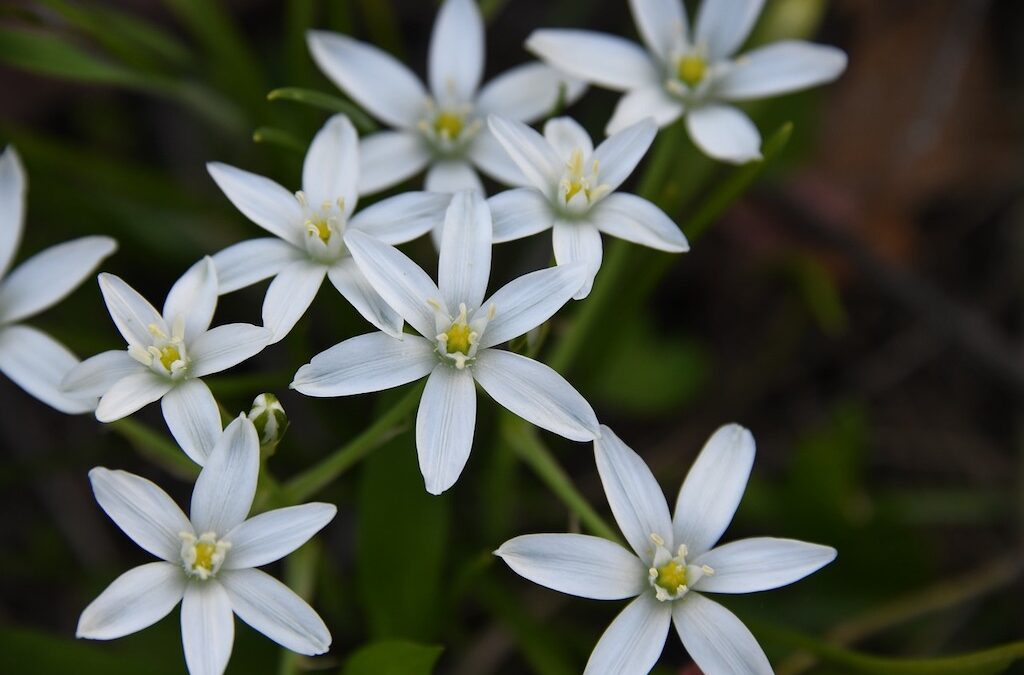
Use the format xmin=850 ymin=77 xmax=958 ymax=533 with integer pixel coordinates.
xmin=340 ymin=640 xmax=444 ymax=675
xmin=0 ymin=628 xmax=179 ymax=675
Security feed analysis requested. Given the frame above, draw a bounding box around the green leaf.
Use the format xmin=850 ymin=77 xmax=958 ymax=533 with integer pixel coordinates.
xmin=109 ymin=418 xmax=199 ymax=481
xmin=268 ymin=87 xmax=378 ymax=133
xmin=252 ymin=126 xmax=306 ymax=153
xmin=0 ymin=627 xmax=179 ymax=675
xmin=341 ymin=640 xmax=443 ymax=675
xmin=0 ymin=27 xmax=147 ymax=86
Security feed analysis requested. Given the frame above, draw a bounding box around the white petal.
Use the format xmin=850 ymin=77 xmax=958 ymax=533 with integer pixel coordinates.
xmin=327 ymin=258 xmax=403 ymax=337
xmin=438 ymin=190 xmax=491 ymax=311
xmin=261 ymin=260 xmax=327 ymax=344
xmin=552 ymin=220 xmax=603 ymax=300
xmin=357 ymin=131 xmax=431 ymax=195
xmin=211 ymin=238 xmax=302 ymax=294
xmin=629 ymin=0 xmax=688 ymax=61
xmin=95 ymin=371 xmax=173 ymax=422
xmin=544 ymin=116 xmax=593 ymax=159
xmin=686 ymin=104 xmax=762 ymax=164
xmin=694 ymin=537 xmax=836 ymax=594
xmin=429 ymin=0 xmax=484 ymax=102
xmin=161 ymin=379 xmax=222 ymax=466
xmin=592 ymin=118 xmax=657 ymax=193
xmin=496 ymin=533 xmax=647 ymax=600
xmin=190 ymin=415 xmax=259 ymax=535
xmin=477 ymin=263 xmax=587 ymax=348
xmin=717 ymin=40 xmax=848 ymax=101
xmin=473 ymin=349 xmax=598 ymax=441
xmin=76 ymin=562 xmax=185 ymax=640
xmin=291 ymin=332 xmax=435 ymax=396
xmin=467 ymin=129 xmax=529 ymax=188
xmin=606 ymin=86 xmax=685 ymax=135
xmin=224 ymin=503 xmax=337 ymax=569
xmin=181 ymin=581 xmax=234 ymax=675
xmin=303 ymin=113 xmax=359 ymax=211
xmin=208 ymin=163 xmax=303 ymax=247
xmin=424 ymin=160 xmax=484 ymax=194
xmin=526 ymin=30 xmax=659 ymax=91
xmin=583 ymin=593 xmax=671 ymax=675
xmin=486 ymin=115 xmax=563 ymax=194
xmin=164 ymin=257 xmax=218 ymax=342
xmin=672 ymin=593 xmax=772 ymax=675
xmin=307 ymin=30 xmax=427 ymax=129
xmin=488 ymin=188 xmax=555 ymax=243
xmin=88 ymin=467 xmax=192 ymax=561
xmin=0 ymin=146 xmax=26 ymax=278
xmin=594 ymin=425 xmax=673 ymax=562
xmin=344 ymin=229 xmax=442 ymax=338
xmin=349 ymin=191 xmax=451 ymax=245
xmin=694 ymin=0 xmax=765 ymax=61
xmin=190 ymin=323 xmax=272 ymax=378
xmin=98 ymin=273 xmax=166 ymax=349
xmin=219 ymin=568 xmax=331 ymax=655
xmin=589 ymin=193 xmax=688 ymax=252
xmin=0 ymin=325 xmax=96 ymax=414
xmin=417 ymin=365 xmax=476 ymax=495
xmin=673 ymin=424 xmax=754 ymax=557
xmin=476 ymin=62 xmax=587 ymax=123
xmin=62 ymin=349 xmax=142 ymax=398
xmin=0 ymin=236 xmax=116 ymax=324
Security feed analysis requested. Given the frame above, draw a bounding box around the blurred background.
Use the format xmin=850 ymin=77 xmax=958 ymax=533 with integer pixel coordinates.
xmin=1 ymin=0 xmax=1022 ymax=673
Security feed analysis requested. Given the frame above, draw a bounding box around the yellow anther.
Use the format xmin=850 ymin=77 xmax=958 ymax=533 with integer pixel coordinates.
xmin=192 ymin=540 xmax=216 ymax=573
xmin=654 ymin=560 xmax=688 ymax=593
xmin=676 ymin=54 xmax=707 ymax=87
xmin=434 ymin=111 xmax=464 ymax=138
xmin=445 ymin=322 xmax=472 ymax=355
xmin=307 ymin=218 xmax=332 ymax=242
xmin=158 ymin=344 xmax=181 ymax=371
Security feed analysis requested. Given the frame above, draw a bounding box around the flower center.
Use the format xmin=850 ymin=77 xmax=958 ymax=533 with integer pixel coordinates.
xmin=646 ymin=533 xmax=714 ymax=602
xmin=430 ymin=300 xmax=494 ymax=370
xmin=418 ymin=100 xmax=481 ymax=156
xmin=654 ymin=559 xmax=688 ymax=593
xmin=180 ymin=531 xmax=230 ymax=580
xmin=676 ymin=54 xmax=707 ymax=87
xmin=444 ymin=322 xmax=473 ymax=355
xmin=128 ymin=318 xmax=190 ymax=380
xmin=434 ymin=111 xmax=464 ymax=139
xmin=297 ymin=192 xmax=347 ymax=261
xmin=158 ymin=344 xmax=181 ymax=371
xmin=558 ymin=149 xmax=609 ymax=214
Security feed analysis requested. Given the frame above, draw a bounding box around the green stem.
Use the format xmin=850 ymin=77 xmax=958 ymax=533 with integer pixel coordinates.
xmin=267 ymin=87 xmax=377 ymax=133
xmin=109 ymin=418 xmax=198 ymax=479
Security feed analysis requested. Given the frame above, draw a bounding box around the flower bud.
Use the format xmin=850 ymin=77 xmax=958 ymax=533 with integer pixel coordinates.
xmin=248 ymin=393 xmax=288 ymax=451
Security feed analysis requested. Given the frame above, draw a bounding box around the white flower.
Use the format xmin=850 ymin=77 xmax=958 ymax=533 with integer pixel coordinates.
xmin=526 ymin=0 xmax=847 ymax=163
xmin=487 ymin=115 xmax=688 ymax=299
xmin=77 ymin=415 xmax=335 ymax=675
xmin=62 ymin=257 xmax=271 ymax=464
xmin=291 ymin=191 xmax=599 ymax=494
xmin=307 ymin=0 xmax=586 ymax=201
xmin=0 ymin=146 xmax=117 ymax=413
xmin=496 ymin=424 xmax=836 ymax=675
xmin=208 ymin=114 xmax=451 ymax=343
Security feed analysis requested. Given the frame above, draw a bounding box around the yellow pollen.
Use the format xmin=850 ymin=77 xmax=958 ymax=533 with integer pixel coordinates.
xmin=655 ymin=560 xmax=688 ymax=593
xmin=158 ymin=344 xmax=181 ymax=371
xmin=434 ymin=111 xmax=464 ymax=138
xmin=676 ymin=54 xmax=707 ymax=87
xmin=192 ymin=540 xmax=216 ymax=573
xmin=445 ymin=322 xmax=472 ymax=355
xmin=309 ymin=218 xmax=331 ymax=242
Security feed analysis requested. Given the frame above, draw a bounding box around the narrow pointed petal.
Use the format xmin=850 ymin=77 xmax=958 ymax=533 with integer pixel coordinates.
xmin=0 ymin=146 xmax=26 ymax=278
xmin=673 ymin=424 xmax=755 ymax=557
xmin=552 ymin=220 xmax=602 ymax=300
xmin=606 ymin=86 xmax=684 ymax=135
xmin=477 ymin=263 xmax=588 ymax=348
xmin=328 ymin=259 xmax=403 ymax=336
xmin=190 ymin=415 xmax=259 ymax=535
xmin=594 ymin=425 xmax=673 ymax=562
xmin=717 ymin=41 xmax=848 ymax=101
xmin=686 ymin=104 xmax=762 ymax=164
xmin=95 ymin=371 xmax=173 ymax=422
xmin=475 ymin=62 xmax=586 ymax=123
xmin=76 ymin=562 xmax=185 ymax=640
xmin=181 ymin=581 xmax=234 ymax=675
xmin=583 ymin=593 xmax=671 ymax=675
xmin=468 ymin=129 xmax=529 ymax=188
xmin=486 ymin=115 xmax=563 ymax=194
xmin=544 ymin=117 xmax=593 ymax=159
xmin=219 ymin=568 xmax=331 ymax=655
xmin=496 ymin=533 xmax=647 ymax=600
xmin=303 ymin=114 xmax=359 ymax=210
xmin=424 ymin=160 xmax=484 ymax=194
xmin=307 ymin=30 xmax=427 ymax=129
xmin=694 ymin=537 xmax=836 ymax=594
xmin=211 ymin=238 xmax=302 ymax=294
xmin=261 ymin=260 xmax=327 ymax=343
xmin=0 ymin=236 xmax=116 ymax=324
xmin=88 ymin=467 xmax=192 ymax=561
xmin=473 ymin=349 xmax=598 ymax=441
xmin=357 ymin=131 xmax=431 ymax=195
xmin=62 ymin=349 xmax=142 ymax=399
xmin=292 ymin=332 xmax=435 ymax=396
xmin=592 ymin=118 xmax=657 ymax=193
xmin=349 ymin=191 xmax=451 ymax=245
xmin=164 ymin=257 xmax=218 ymax=341
xmin=429 ymin=0 xmax=484 ymax=102
xmin=694 ymin=0 xmax=765 ymax=61
xmin=417 ymin=365 xmax=476 ymax=495
xmin=344 ymin=229 xmax=443 ymax=338
xmin=98 ymin=273 xmax=166 ymax=349
xmin=526 ymin=29 xmax=659 ymax=91
xmin=438 ymin=190 xmax=491 ymax=311
xmin=488 ymin=188 xmax=555 ymax=243
xmin=589 ymin=193 xmax=688 ymax=252
xmin=672 ymin=593 xmax=772 ymax=675
xmin=629 ymin=0 xmax=688 ymax=60
xmin=190 ymin=324 xmax=271 ymax=378
xmin=208 ymin=163 xmax=303 ymax=247
xmin=0 ymin=325 xmax=96 ymax=414
xmin=224 ymin=503 xmax=337 ymax=569
xmin=161 ymin=379 xmax=222 ymax=466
